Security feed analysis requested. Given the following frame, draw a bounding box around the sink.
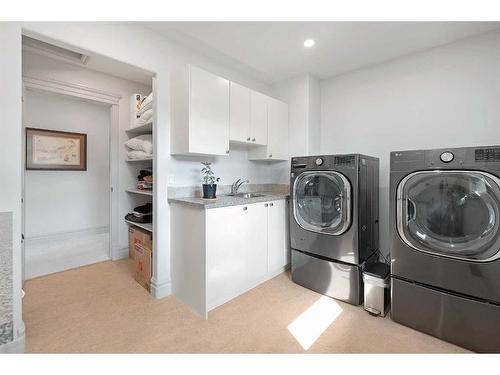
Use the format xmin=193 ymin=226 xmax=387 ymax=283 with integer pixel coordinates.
xmin=231 ymin=193 xmax=266 ymax=199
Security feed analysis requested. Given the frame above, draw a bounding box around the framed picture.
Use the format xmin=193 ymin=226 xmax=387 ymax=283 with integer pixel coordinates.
xmin=26 ymin=128 xmax=87 ymax=171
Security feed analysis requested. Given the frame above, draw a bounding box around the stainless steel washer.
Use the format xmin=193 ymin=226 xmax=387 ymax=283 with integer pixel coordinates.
xmin=289 ymin=154 xmax=380 ymax=305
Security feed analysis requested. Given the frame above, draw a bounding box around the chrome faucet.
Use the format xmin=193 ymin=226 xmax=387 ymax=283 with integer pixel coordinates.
xmin=230 ymin=178 xmax=249 ymax=195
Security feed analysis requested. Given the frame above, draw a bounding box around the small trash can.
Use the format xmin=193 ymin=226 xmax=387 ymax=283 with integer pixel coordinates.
xmin=363 ymin=262 xmax=390 ymax=317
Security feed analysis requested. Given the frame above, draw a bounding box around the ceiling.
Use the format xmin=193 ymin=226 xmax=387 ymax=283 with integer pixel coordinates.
xmin=144 ymin=22 xmax=500 ymax=83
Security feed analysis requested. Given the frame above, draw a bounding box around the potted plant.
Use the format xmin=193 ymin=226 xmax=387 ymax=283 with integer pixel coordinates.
xmin=201 ymin=162 xmax=220 ymax=199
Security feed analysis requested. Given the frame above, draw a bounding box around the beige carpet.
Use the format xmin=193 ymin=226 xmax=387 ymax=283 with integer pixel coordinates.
xmin=23 ymin=259 xmax=469 ymax=353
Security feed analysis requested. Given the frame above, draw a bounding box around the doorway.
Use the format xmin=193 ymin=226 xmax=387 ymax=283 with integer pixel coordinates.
xmin=23 ymin=89 xmax=113 ymax=279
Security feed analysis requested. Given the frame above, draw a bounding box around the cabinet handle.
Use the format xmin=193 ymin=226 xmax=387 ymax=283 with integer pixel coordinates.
xmin=269 ymin=154 xmax=273 ymax=158
xmin=270 ymin=202 xmax=274 ymax=207
xmin=264 ymin=203 xmax=268 ymax=207
xmin=252 ymin=138 xmax=256 ymax=142
xmin=243 ymin=206 xmax=247 ymax=211
xmin=226 ymin=150 xmax=230 ymax=154
xmin=247 ymin=137 xmax=251 ymax=141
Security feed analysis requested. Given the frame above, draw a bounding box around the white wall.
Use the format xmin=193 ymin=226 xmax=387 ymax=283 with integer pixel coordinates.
xmin=307 ymin=75 xmax=321 ymax=155
xmin=271 ymin=73 xmax=321 ymax=158
xmin=24 ymin=91 xmax=110 ymax=236
xmin=321 ymin=30 xmax=500 ymax=256
xmin=0 ymin=22 xmax=23 ymax=351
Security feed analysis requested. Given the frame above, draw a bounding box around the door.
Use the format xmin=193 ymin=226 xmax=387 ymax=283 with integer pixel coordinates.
xmin=267 ymin=97 xmax=289 ymax=160
xmin=293 ymin=171 xmax=352 ymax=235
xmin=206 ymin=203 xmax=267 ymax=310
xmin=397 ymin=170 xmax=500 ymax=262
xmin=189 ymin=65 xmax=230 ymax=155
xmin=229 ymin=82 xmax=250 ymax=143
xmin=249 ymin=90 xmax=267 ymax=146
xmin=267 ymin=200 xmax=289 ymax=273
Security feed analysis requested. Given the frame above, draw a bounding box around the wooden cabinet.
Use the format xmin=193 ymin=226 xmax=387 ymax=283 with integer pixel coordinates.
xmin=171 ymin=199 xmax=289 ymax=318
xmin=229 ymin=83 xmax=268 ymax=147
xmin=248 ymin=96 xmax=289 ymax=161
xmin=171 ymin=65 xmax=230 ymax=156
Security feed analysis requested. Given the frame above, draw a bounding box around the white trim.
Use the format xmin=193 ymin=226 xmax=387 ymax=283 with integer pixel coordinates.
xmin=25 ymin=225 xmax=109 ymax=244
xmin=23 ymin=76 xmax=121 ymax=105
xmin=109 ymin=104 xmax=120 ymax=262
xmin=150 ymin=277 xmax=172 ymax=299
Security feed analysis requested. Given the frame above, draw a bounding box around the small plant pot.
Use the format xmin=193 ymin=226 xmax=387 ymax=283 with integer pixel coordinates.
xmin=202 ymin=184 xmax=217 ymax=199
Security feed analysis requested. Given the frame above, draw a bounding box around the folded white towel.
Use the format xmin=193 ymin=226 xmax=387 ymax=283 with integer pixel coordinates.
xmin=140 ymin=108 xmax=153 ymax=123
xmin=127 ymin=150 xmax=152 ymax=160
xmin=125 ymin=134 xmax=153 ymax=155
xmin=137 ymin=93 xmax=153 ymax=116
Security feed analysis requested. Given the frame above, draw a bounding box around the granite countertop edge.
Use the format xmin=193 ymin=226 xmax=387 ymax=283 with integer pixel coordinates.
xmin=168 ymin=192 xmax=289 ymax=209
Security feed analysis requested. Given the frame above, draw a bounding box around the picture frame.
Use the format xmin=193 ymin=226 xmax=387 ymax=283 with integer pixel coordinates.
xmin=26 ymin=127 xmax=87 ymax=171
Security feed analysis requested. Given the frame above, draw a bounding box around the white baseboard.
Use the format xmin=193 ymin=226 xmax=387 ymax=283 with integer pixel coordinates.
xmin=150 ymin=277 xmax=172 ymax=299
xmin=25 ymin=225 xmax=109 ymax=244
xmin=112 ymin=246 xmax=129 ymax=261
xmin=0 ymin=321 xmax=25 ymax=354
xmin=267 ymin=264 xmax=290 ymax=279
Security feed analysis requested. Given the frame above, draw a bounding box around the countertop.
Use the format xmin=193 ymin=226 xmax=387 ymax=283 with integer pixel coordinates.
xmin=168 ymin=192 xmax=289 ymax=209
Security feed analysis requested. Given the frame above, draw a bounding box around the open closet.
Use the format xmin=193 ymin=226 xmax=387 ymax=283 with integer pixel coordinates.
xmin=21 ymin=35 xmax=157 ymax=294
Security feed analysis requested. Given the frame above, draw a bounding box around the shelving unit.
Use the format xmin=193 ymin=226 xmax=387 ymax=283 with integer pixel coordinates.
xmin=125 ymin=219 xmax=152 ymax=233
xmin=125 ymin=93 xmax=154 ymax=293
xmin=126 ymin=121 xmax=152 ymax=135
xmin=125 ymin=157 xmax=153 ymax=162
xmin=126 ymin=188 xmax=153 ymax=196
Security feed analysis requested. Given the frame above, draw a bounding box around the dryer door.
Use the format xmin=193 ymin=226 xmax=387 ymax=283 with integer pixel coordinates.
xmin=293 ymin=171 xmax=352 ymax=235
xmin=397 ymin=170 xmax=500 ymax=262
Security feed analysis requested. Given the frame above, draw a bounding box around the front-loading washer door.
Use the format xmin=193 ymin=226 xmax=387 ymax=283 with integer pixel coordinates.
xmin=397 ymin=170 xmax=500 ymax=262
xmin=293 ymin=171 xmax=352 ymax=236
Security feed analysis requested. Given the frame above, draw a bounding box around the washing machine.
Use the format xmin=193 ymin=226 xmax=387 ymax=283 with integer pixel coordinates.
xmin=290 ymin=154 xmax=379 ymax=305
xmin=390 ymin=146 xmax=500 ymax=352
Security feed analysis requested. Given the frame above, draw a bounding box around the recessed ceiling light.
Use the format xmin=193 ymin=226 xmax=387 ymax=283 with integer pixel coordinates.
xmin=303 ymin=39 xmax=315 ymax=48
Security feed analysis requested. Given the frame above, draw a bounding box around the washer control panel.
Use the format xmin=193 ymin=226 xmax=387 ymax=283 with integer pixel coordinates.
xmin=440 ymin=151 xmax=454 ymax=163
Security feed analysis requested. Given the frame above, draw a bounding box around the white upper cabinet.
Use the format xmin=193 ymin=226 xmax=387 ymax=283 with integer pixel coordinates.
xmin=249 ymin=90 xmax=268 ymax=146
xmin=229 ymin=82 xmax=251 ymax=143
xmin=248 ymin=96 xmax=289 ymax=161
xmin=229 ymin=83 xmax=268 ymax=147
xmin=171 ymin=65 xmax=230 ymax=156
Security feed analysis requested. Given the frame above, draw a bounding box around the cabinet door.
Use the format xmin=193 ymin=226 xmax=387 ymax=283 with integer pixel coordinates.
xmin=267 ymin=98 xmax=289 ymax=161
xmin=206 ymin=203 xmax=268 ymax=310
xmin=267 ymin=200 xmax=289 ymax=273
xmin=250 ymin=90 xmax=268 ymax=146
xmin=189 ymin=66 xmax=230 ymax=156
xmin=229 ymin=82 xmax=251 ymax=143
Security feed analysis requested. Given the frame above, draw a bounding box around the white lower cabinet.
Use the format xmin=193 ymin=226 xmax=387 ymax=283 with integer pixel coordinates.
xmin=267 ymin=199 xmax=290 ymax=273
xmin=171 ymin=199 xmax=289 ymax=318
xmin=206 ymin=203 xmax=268 ymax=310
